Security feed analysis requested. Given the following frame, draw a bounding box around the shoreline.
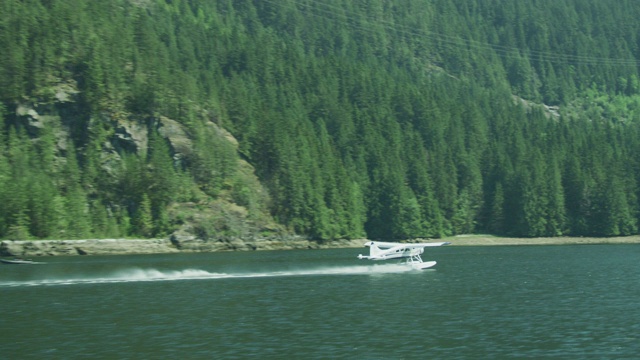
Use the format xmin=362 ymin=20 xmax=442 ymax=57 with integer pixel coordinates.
xmin=1 ymin=236 xmax=639 ymax=257
xmin=0 ymin=238 xmax=367 ymax=257
xmin=442 ymin=235 xmax=640 ymax=246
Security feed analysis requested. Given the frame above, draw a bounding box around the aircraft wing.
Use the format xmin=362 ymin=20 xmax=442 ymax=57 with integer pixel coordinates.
xmin=413 ymin=241 xmax=451 ymax=247
xmin=363 ymin=241 xmax=451 ymax=248
xmin=358 ymin=241 xmax=450 ymax=260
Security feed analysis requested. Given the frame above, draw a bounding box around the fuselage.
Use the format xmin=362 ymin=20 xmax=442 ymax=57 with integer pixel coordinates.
xmin=357 ymin=241 xmax=450 ymax=261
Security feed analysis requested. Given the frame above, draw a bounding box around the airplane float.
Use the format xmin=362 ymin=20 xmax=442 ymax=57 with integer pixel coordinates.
xmin=357 ymin=241 xmax=451 ymax=269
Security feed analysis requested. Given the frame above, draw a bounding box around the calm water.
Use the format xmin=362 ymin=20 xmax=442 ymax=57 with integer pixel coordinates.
xmin=1 ymin=245 xmax=639 ymax=359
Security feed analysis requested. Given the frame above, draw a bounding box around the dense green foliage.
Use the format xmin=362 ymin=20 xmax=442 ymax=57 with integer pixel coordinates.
xmin=2 ymin=0 xmax=640 ymax=240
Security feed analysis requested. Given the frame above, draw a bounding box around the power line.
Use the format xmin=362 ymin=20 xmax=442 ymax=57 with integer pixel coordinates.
xmin=259 ymin=0 xmax=640 ymax=67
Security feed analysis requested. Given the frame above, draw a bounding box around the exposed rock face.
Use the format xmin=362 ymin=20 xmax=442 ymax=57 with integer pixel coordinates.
xmin=512 ymin=95 xmax=560 ymax=119
xmin=156 ymin=116 xmax=193 ymax=167
xmin=113 ymin=117 xmax=148 ymax=154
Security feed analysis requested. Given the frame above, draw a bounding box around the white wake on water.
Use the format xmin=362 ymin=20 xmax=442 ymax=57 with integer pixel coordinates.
xmin=0 ymin=263 xmax=419 ymax=288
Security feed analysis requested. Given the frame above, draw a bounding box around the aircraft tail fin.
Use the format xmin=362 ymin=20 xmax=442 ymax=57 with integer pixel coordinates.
xmin=358 ymin=241 xmax=380 ymax=259
xmin=368 ymin=243 xmax=382 ymax=257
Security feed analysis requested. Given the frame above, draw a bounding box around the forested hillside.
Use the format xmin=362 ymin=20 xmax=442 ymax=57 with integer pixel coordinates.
xmin=2 ymin=0 xmax=640 ymax=241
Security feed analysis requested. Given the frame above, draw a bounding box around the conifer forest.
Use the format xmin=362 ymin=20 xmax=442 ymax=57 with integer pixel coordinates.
xmin=2 ymin=0 xmax=640 ymax=241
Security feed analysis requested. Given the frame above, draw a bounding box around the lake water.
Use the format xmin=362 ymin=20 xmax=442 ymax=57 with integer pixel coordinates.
xmin=1 ymin=245 xmax=639 ymax=359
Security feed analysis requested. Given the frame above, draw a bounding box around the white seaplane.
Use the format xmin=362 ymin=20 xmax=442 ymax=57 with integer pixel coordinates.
xmin=357 ymin=241 xmax=450 ymax=269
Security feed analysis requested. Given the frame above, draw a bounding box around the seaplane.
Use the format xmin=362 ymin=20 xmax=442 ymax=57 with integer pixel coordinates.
xmin=357 ymin=241 xmax=450 ymax=269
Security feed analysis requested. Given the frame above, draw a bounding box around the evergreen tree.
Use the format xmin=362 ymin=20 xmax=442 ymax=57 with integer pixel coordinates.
xmin=134 ymin=193 xmax=153 ymax=238
xmin=3 ymin=0 xmax=640 ymax=241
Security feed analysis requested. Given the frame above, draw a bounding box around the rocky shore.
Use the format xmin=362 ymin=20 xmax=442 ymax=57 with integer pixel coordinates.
xmin=2 ymin=235 xmax=639 ymax=258
xmin=447 ymin=235 xmax=640 ymax=246
xmin=0 ymin=236 xmax=365 ymax=257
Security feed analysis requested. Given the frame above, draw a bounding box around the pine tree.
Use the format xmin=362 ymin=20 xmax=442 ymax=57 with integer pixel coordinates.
xmin=61 ymin=144 xmax=92 ymax=239
xmin=134 ymin=193 xmax=153 ymax=238
xmin=489 ymin=182 xmax=506 ymax=235
xmin=146 ymin=128 xmax=178 ymax=220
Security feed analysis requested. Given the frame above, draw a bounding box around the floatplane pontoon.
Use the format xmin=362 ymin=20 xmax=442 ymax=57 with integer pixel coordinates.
xmin=357 ymin=241 xmax=450 ymax=269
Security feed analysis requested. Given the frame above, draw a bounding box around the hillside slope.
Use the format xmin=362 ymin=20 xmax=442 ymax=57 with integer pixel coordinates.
xmin=2 ymin=0 xmax=640 ymax=241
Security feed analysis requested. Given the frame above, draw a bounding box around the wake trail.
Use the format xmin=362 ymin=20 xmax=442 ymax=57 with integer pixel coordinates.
xmin=0 ymin=264 xmax=418 ymax=288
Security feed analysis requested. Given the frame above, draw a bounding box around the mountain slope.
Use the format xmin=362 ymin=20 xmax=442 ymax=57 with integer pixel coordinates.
xmin=1 ymin=0 xmax=640 ymax=240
